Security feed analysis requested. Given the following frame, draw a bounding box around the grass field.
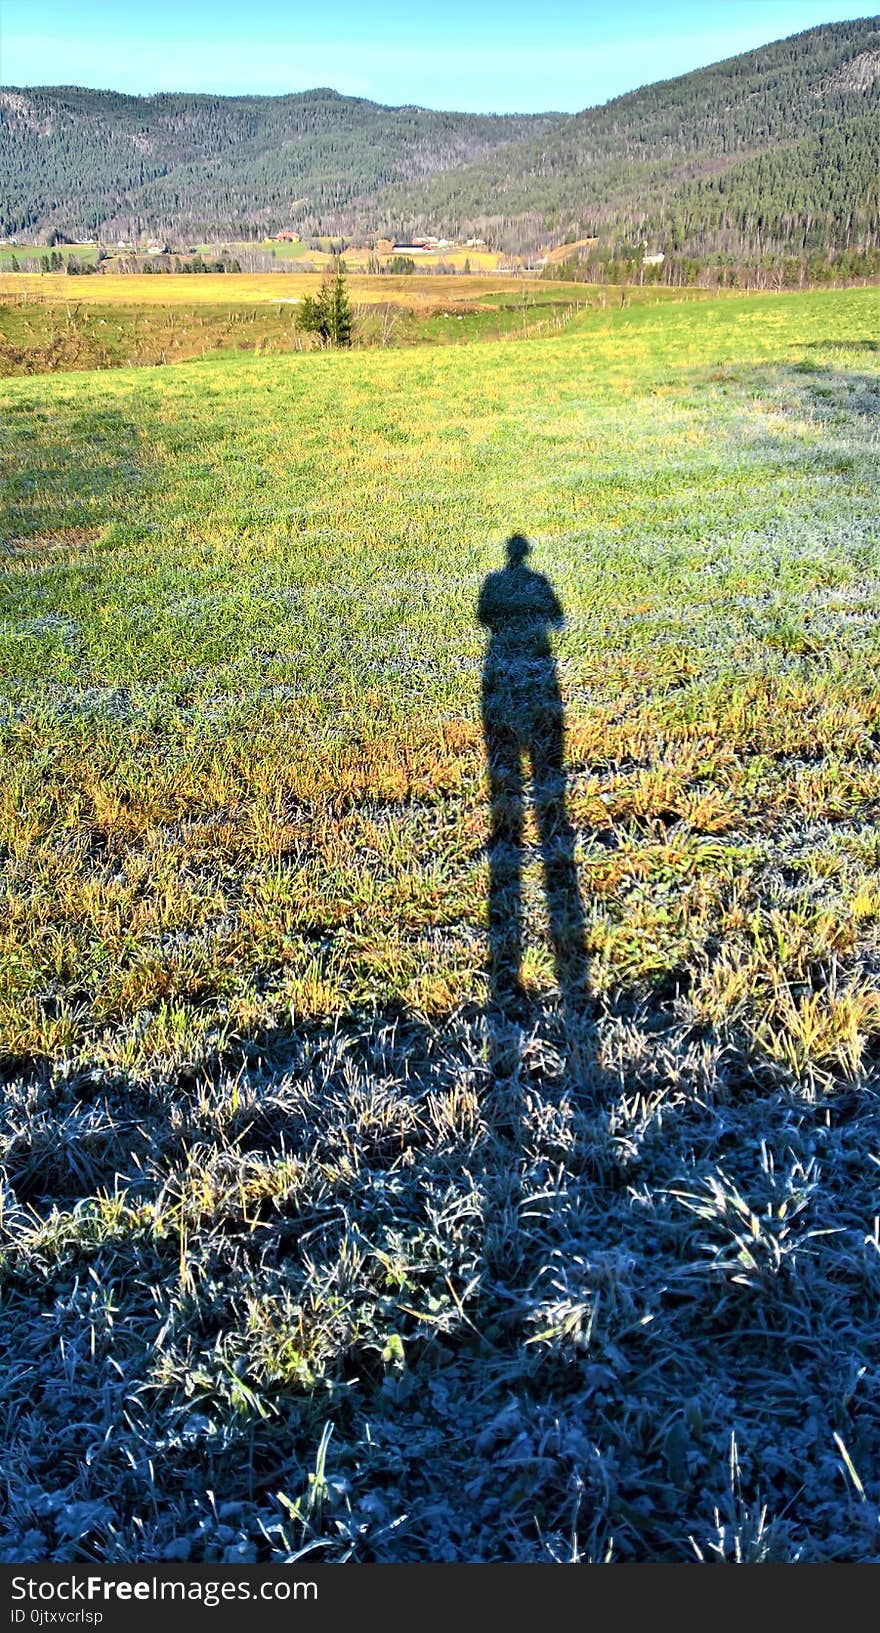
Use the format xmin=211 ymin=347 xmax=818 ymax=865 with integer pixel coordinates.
xmin=0 ymin=244 xmax=102 ymax=271
xmin=0 ymin=275 xmax=706 ymax=374
xmin=0 ymin=271 xmax=532 ymax=308
xmin=193 ymin=239 xmax=310 ymax=262
xmin=187 ymin=242 xmax=504 ymax=272
xmin=543 ymin=238 xmax=599 ymax=264
xmin=0 ymin=270 xmax=715 ymax=309
xmin=1 ymin=287 xmax=878 ymax=1562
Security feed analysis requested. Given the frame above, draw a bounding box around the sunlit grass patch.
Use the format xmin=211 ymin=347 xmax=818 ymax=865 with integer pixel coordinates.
xmin=0 ymin=287 xmax=878 ymax=1563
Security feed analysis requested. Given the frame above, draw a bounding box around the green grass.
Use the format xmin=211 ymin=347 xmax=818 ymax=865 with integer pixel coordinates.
xmin=192 ymin=239 xmax=309 ymax=261
xmin=0 ymin=244 xmax=102 ymax=270
xmin=0 ymin=287 xmax=878 ymax=1562
xmin=0 ymin=278 xmax=694 ymax=374
xmin=0 ymin=289 xmax=587 ymax=370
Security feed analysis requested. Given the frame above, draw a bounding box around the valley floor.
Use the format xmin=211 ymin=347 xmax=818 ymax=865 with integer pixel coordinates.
xmin=0 ymin=288 xmax=878 ymax=1561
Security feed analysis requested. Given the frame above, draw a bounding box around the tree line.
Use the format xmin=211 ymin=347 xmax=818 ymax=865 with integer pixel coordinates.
xmin=1 ymin=19 xmax=876 ymax=264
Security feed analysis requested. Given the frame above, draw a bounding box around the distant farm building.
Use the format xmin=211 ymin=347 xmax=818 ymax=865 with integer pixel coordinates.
xmin=147 ymin=241 xmax=170 ymax=255
xmin=391 ymin=235 xmax=447 ymax=252
xmin=642 ymin=251 xmax=665 ymax=265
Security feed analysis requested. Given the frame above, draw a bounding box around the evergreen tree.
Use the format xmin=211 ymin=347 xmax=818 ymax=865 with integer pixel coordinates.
xmin=296 ymin=258 xmax=353 ymax=346
xmin=325 ymin=261 xmax=352 ymax=346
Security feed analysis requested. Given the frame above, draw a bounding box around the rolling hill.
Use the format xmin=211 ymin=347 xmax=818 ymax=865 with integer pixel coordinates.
xmin=375 ymin=16 xmax=880 ymax=256
xmin=0 ymin=86 xmax=557 ymax=243
xmin=1 ymin=16 xmax=877 ymax=258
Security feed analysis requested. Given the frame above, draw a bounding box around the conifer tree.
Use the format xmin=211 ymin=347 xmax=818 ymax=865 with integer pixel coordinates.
xmin=325 ymin=261 xmax=352 ymax=347
xmin=296 ymin=257 xmax=352 ymax=346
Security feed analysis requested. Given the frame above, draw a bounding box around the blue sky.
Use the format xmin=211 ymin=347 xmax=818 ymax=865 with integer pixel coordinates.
xmin=0 ymin=1 xmax=870 ymax=111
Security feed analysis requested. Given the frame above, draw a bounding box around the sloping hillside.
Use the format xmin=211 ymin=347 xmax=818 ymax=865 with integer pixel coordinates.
xmin=0 ymin=86 xmax=558 ymax=242
xmin=1 ymin=17 xmax=877 ymax=256
xmin=372 ymin=17 xmax=880 ymax=255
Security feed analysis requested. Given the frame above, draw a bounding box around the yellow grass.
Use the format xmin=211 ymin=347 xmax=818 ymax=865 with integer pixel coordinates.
xmin=387 ymin=249 xmax=502 ymax=271
xmin=0 ymin=271 xmax=527 ymax=308
xmin=543 ymin=238 xmax=598 ymax=264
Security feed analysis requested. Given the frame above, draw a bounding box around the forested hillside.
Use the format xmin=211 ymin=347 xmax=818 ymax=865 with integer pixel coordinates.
xmin=0 ymin=87 xmax=557 ymax=242
xmin=375 ymin=17 xmax=880 ymax=255
xmin=1 ymin=17 xmax=877 ymax=257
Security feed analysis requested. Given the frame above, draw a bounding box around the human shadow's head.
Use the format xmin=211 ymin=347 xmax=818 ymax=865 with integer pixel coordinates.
xmin=506 ymin=534 xmax=531 ymax=567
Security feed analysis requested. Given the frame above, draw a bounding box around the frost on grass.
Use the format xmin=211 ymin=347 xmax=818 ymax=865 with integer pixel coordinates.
xmin=1 ymin=997 xmax=878 ymax=1564
xmin=1 ymin=289 xmax=878 ymax=1562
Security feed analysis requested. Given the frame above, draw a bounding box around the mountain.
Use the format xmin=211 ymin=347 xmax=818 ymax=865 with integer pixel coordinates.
xmin=1 ymin=17 xmax=877 ymax=258
xmin=373 ymin=17 xmax=880 ymax=255
xmin=0 ymin=87 xmax=557 ymax=242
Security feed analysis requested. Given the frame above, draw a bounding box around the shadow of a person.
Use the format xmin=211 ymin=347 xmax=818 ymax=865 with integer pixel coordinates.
xmin=476 ymin=535 xmax=591 ymax=1323
xmin=479 ymin=534 xmax=589 ymax=1071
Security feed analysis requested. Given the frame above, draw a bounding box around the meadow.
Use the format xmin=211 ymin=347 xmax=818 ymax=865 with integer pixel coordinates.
xmin=0 ymin=274 xmax=702 ymax=373
xmin=0 ymin=269 xmax=532 ymax=308
xmin=0 ymin=244 xmax=103 ymax=272
xmin=0 ymin=286 xmax=878 ymax=1563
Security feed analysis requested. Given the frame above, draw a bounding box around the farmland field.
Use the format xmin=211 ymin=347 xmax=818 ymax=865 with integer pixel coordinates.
xmin=0 ymin=274 xmax=707 ymax=373
xmin=0 ymin=244 xmax=103 ymax=272
xmin=187 ymin=241 xmax=505 ymax=271
xmin=0 ymin=270 xmax=535 ymax=308
xmin=193 ymin=239 xmax=311 ymax=263
xmin=1 ymin=287 xmax=878 ymax=1562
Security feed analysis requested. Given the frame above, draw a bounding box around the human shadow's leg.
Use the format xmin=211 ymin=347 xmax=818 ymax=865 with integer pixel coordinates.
xmin=484 ymin=717 xmax=525 ymax=1015
xmin=530 ymin=685 xmax=589 ymax=1018
xmin=480 ymin=713 xmax=527 ymax=1313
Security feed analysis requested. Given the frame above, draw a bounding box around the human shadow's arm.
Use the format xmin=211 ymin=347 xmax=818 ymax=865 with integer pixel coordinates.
xmin=478 ymin=572 xmax=500 ymax=629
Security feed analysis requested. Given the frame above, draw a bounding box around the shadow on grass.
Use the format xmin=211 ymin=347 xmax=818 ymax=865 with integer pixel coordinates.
xmin=801 ymin=338 xmax=879 ymax=353
xmin=477 ymin=533 xmax=595 ymax=1332
xmin=6 ymin=979 xmax=876 ymax=1563
xmin=3 ymin=506 xmax=878 ymax=1559
xmin=2 ymin=383 xmax=879 ymax=1558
